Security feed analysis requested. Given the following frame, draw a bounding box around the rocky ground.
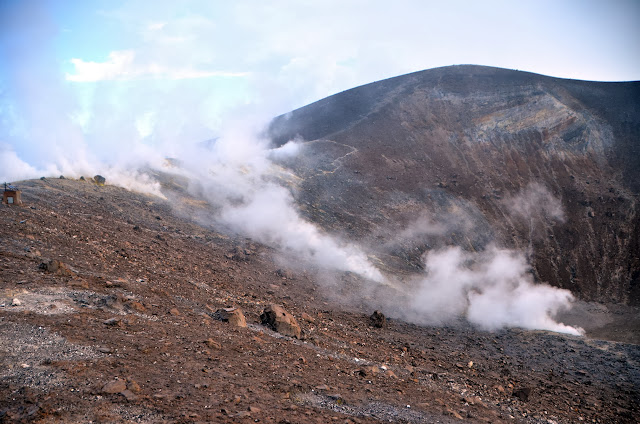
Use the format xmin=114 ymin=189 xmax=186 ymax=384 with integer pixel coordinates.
xmin=1 ymin=178 xmax=638 ymax=423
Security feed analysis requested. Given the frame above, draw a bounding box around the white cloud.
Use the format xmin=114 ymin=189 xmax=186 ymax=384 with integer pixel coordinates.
xmin=66 ymin=50 xmax=248 ymax=82
xmin=135 ymin=111 xmax=155 ymax=138
xmin=147 ymin=22 xmax=167 ymax=31
xmin=66 ymin=50 xmax=135 ymax=82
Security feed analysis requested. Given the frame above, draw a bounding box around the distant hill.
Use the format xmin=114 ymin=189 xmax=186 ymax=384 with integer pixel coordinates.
xmin=269 ymin=65 xmax=640 ymax=305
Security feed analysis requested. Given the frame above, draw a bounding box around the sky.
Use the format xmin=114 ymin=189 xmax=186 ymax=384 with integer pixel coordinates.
xmin=0 ymin=0 xmax=639 ymax=181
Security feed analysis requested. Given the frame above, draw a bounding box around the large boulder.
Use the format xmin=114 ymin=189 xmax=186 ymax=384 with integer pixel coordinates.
xmin=260 ymin=304 xmax=301 ymax=338
xmin=214 ymin=307 xmax=247 ymax=328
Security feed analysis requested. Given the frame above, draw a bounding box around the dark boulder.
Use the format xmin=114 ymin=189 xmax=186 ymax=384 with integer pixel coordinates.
xmin=370 ymin=310 xmax=386 ymax=328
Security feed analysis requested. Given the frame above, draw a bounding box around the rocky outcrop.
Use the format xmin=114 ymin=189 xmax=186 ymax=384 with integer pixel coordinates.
xmin=269 ymin=65 xmax=640 ymax=305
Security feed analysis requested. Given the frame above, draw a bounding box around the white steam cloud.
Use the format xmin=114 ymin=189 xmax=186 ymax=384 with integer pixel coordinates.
xmin=0 ymin=144 xmax=164 ymax=198
xmin=406 ymin=246 xmax=582 ymax=335
xmin=220 ymin=185 xmax=384 ymax=282
xmin=170 ymin=125 xmax=384 ymax=283
xmin=504 ymin=182 xmax=565 ymax=223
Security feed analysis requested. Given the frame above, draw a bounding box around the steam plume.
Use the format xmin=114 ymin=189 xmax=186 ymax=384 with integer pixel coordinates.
xmin=171 ymin=125 xmax=384 ymax=283
xmin=405 ymin=246 xmax=582 ymax=335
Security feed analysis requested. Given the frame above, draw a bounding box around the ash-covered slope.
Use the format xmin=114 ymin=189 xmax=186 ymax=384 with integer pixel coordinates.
xmin=2 ymin=178 xmax=639 ymax=423
xmin=269 ymin=65 xmax=640 ymax=305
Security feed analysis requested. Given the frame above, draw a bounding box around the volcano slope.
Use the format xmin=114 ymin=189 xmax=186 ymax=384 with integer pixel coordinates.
xmin=269 ymin=65 xmax=640 ymax=310
xmin=1 ymin=177 xmax=639 ymax=423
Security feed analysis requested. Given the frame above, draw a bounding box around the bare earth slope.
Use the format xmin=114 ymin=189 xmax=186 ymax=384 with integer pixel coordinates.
xmin=1 ymin=178 xmax=638 ymax=423
xmin=269 ymin=65 xmax=640 ymax=306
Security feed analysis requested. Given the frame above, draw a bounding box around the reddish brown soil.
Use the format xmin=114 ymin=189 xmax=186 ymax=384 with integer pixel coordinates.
xmin=1 ymin=178 xmax=638 ymax=423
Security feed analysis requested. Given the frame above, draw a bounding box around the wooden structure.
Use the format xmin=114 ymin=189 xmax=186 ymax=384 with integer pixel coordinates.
xmin=3 ymin=183 xmax=22 ymax=206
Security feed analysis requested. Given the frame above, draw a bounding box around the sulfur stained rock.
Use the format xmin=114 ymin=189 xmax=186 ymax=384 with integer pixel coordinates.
xmin=94 ymin=175 xmax=106 ymax=186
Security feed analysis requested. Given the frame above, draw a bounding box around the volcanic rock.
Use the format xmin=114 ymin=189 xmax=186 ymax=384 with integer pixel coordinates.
xmin=512 ymin=387 xmax=533 ymax=402
xmin=260 ymin=304 xmax=301 ymax=338
xmin=214 ymin=307 xmax=247 ymax=328
xmin=384 ymin=370 xmax=398 ymax=379
xmin=370 ymin=310 xmax=386 ymax=328
xmin=103 ymin=317 xmax=121 ymax=327
xmin=127 ymin=380 xmax=141 ymax=393
xmin=102 ymin=380 xmax=127 ymax=394
xmin=301 ymin=312 xmax=316 ymax=323
xmin=38 ymin=259 xmax=75 ymax=276
xmin=276 ymin=268 xmax=294 ymax=279
xmin=204 ymin=338 xmax=222 ymax=349
xmin=120 ymin=389 xmax=138 ymax=401
xmin=94 ymin=175 xmax=106 ymax=186
xmin=126 ymin=300 xmax=146 ymax=313
xmin=1 ymin=69 xmax=639 ymax=424
xmin=357 ymin=365 xmax=380 ymax=377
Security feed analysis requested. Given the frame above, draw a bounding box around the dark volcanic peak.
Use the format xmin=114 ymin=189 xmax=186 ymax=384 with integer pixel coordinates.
xmin=270 ymin=65 xmax=639 ymax=149
xmin=268 ymin=65 xmax=640 ymax=306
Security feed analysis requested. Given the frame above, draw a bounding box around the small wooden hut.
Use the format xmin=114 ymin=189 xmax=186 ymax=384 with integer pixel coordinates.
xmin=2 ymin=183 xmax=22 ymax=205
